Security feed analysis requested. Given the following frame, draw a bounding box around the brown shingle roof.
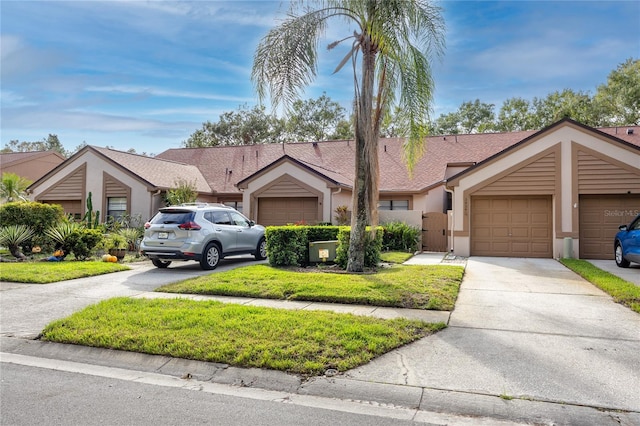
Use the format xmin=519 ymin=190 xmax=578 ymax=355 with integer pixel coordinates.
xmin=89 ymin=146 xmax=211 ymax=192
xmin=154 ymin=121 xmax=640 ymax=196
xmin=157 ymin=130 xmax=535 ymax=194
xmin=1 ymin=150 xmax=65 ymax=167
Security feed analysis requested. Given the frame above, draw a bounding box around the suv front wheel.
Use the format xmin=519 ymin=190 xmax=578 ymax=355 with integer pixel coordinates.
xmin=255 ymin=237 xmax=267 ymax=260
xmin=200 ymin=242 xmax=221 ymax=270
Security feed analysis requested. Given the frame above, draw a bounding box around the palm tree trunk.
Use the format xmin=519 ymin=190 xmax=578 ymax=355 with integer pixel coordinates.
xmin=347 ymin=33 xmax=378 ymax=273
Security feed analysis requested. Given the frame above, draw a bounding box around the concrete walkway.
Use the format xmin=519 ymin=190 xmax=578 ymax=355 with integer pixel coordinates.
xmin=2 ymin=255 xmax=639 ymax=425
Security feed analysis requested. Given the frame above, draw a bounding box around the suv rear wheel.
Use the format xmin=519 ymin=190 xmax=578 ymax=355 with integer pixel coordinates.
xmin=200 ymin=242 xmax=221 ymax=270
xmin=151 ymin=259 xmax=171 ymax=268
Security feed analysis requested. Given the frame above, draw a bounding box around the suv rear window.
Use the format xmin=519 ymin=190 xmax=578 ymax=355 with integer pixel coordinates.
xmin=150 ymin=211 xmax=195 ymax=225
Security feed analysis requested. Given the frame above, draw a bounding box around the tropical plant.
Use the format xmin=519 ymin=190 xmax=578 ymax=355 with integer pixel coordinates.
xmin=83 ymin=192 xmax=100 ymax=228
xmin=1 ymin=173 xmax=32 ymax=203
xmin=106 ymin=233 xmax=128 ymax=250
xmin=117 ymin=228 xmax=142 ymax=252
xmin=165 ymin=178 xmax=198 ymax=206
xmin=45 ymin=221 xmax=82 ymax=257
xmin=0 ymin=225 xmax=35 ymax=260
xmin=252 ymin=0 xmax=445 ymax=271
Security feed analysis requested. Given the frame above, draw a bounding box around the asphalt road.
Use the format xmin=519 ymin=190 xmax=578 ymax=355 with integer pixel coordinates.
xmin=0 ymin=362 xmax=444 ymax=426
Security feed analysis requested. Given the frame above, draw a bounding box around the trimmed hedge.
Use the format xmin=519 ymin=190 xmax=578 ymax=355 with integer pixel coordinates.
xmin=335 ymin=226 xmax=383 ymax=269
xmin=265 ymin=226 xmax=308 ymax=267
xmin=265 ymin=225 xmax=383 ymax=268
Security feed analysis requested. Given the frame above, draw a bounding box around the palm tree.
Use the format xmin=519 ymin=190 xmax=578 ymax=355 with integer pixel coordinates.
xmin=1 ymin=172 xmax=32 ymax=203
xmin=253 ymin=0 xmax=444 ymax=272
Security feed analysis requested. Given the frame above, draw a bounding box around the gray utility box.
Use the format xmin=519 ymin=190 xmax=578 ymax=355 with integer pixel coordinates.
xmin=309 ymin=240 xmax=339 ymax=263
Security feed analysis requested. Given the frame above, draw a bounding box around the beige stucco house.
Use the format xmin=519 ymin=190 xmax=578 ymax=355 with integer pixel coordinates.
xmin=27 ymin=146 xmax=210 ymax=221
xmin=27 ymin=119 xmax=640 ymax=260
xmin=446 ymin=120 xmax=640 ymax=259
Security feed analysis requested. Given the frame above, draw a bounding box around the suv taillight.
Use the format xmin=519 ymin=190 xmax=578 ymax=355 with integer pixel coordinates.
xmin=178 ymin=221 xmax=201 ymax=230
xmin=144 ymin=222 xmax=151 ymax=229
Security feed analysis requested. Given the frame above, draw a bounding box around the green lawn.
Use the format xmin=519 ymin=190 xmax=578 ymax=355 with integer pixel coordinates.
xmin=560 ymin=258 xmax=640 ymax=313
xmin=380 ymin=251 xmax=415 ymax=263
xmin=157 ymin=264 xmax=464 ymax=311
xmin=0 ymin=261 xmax=130 ymax=283
xmin=41 ymin=297 xmax=446 ymax=376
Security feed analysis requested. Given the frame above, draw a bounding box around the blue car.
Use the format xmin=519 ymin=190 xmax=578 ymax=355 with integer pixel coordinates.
xmin=614 ymin=214 xmax=640 ymax=268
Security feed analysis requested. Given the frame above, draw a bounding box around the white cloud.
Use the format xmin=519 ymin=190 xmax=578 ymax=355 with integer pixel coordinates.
xmin=85 ymin=85 xmax=253 ymax=103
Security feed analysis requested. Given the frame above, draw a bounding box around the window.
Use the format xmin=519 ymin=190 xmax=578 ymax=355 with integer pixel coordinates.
xmin=107 ymin=197 xmax=127 ymax=220
xmin=224 ymin=201 xmax=243 ymax=213
xmin=229 ymin=211 xmax=250 ymax=227
xmin=379 ymin=200 xmax=409 ymax=211
xmin=205 ymin=211 xmax=232 ymax=225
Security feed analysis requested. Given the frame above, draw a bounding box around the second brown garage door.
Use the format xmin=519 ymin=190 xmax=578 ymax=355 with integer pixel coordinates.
xmin=579 ymin=195 xmax=640 ymax=259
xmin=471 ymin=196 xmax=553 ymax=258
xmin=258 ymin=197 xmax=318 ymax=226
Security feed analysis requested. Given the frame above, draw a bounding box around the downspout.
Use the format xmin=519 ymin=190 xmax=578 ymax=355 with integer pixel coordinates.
xmin=444 ymin=186 xmax=455 ymax=255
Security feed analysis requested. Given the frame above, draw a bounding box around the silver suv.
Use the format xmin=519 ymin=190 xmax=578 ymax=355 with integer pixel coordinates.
xmin=141 ymin=203 xmax=266 ymax=270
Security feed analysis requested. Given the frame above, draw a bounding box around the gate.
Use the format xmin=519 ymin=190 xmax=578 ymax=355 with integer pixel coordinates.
xmin=422 ymin=212 xmax=448 ymax=252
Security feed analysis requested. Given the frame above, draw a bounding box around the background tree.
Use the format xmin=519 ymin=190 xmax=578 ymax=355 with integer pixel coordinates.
xmin=531 ymin=89 xmax=596 ymax=128
xmin=433 ymin=111 xmax=461 ymax=135
xmin=286 ymin=92 xmax=352 ymax=141
xmin=2 ymin=134 xmax=68 ymax=157
xmin=458 ymin=99 xmax=495 ymax=133
xmin=183 ymin=104 xmax=285 ymax=147
xmin=165 ymin=178 xmax=198 ymax=206
xmin=1 ymin=172 xmax=32 ymax=203
xmin=252 ymin=0 xmax=445 ymax=272
xmin=594 ymin=58 xmax=640 ymax=125
xmin=495 ymin=97 xmax=536 ymax=132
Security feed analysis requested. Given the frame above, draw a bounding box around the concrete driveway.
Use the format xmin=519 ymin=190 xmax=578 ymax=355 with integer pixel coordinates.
xmin=345 ymin=257 xmax=640 ymax=422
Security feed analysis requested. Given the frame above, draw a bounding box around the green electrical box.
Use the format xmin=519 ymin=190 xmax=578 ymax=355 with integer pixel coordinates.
xmin=309 ymin=240 xmax=339 ymax=263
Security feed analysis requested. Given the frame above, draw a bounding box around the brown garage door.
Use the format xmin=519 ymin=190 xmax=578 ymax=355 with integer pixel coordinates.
xmin=258 ymin=197 xmax=318 ymax=226
xmin=471 ymin=196 xmax=552 ymax=258
xmin=579 ymin=195 xmax=640 ymax=259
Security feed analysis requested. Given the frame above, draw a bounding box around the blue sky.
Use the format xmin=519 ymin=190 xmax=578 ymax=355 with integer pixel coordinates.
xmin=2 ymin=1 xmax=639 ymax=155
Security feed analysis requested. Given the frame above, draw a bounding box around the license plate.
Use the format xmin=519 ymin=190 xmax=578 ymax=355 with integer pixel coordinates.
xmin=158 ymin=232 xmax=169 ymax=239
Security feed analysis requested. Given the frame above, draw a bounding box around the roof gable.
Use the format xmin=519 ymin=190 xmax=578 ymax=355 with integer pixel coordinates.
xmin=29 ymin=146 xmax=211 ymax=193
xmin=446 ymin=118 xmax=640 ymax=187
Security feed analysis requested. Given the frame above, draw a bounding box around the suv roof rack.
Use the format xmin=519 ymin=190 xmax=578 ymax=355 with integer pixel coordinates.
xmin=178 ymin=202 xmax=233 ymax=209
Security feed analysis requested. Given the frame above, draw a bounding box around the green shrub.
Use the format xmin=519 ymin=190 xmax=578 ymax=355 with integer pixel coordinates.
xmin=0 ymin=201 xmax=65 ymax=248
xmin=45 ymin=222 xmax=104 ymax=260
xmin=382 ymin=221 xmax=421 ymax=252
xmin=335 ymin=226 xmax=383 ymax=269
xmin=68 ymin=228 xmax=104 ymax=260
xmin=265 ymin=226 xmax=308 ymax=266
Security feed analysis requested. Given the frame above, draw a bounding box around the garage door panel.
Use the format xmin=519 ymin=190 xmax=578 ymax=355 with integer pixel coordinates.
xmin=492 ymin=227 xmax=509 ymax=238
xmin=511 ymin=213 xmax=528 ymax=224
xmin=471 ymin=196 xmax=552 ymax=258
xmin=511 ymin=227 xmax=529 ymax=238
xmin=258 ymin=197 xmax=318 ymax=226
xmin=579 ymin=195 xmax=640 ymax=259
